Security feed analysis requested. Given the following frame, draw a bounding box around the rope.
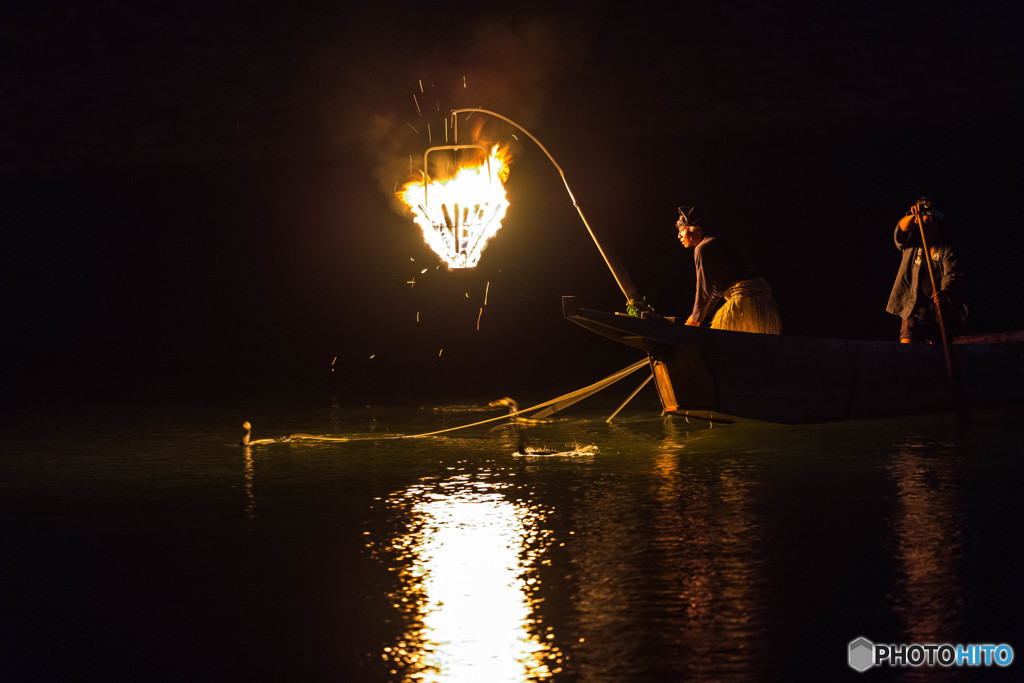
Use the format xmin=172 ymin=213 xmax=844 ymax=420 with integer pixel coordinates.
xmin=285 ymin=358 xmax=650 ymax=442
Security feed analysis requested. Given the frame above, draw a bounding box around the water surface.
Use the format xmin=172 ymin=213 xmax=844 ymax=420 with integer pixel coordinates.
xmin=2 ymin=395 xmax=1022 ymax=681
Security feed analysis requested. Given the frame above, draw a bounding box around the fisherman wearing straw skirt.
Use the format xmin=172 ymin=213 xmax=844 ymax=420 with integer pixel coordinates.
xmin=676 ymin=206 xmax=782 ymax=334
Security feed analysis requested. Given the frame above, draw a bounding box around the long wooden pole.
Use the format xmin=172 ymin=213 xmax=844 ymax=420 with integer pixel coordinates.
xmin=913 ymin=208 xmax=971 ymax=422
xmin=451 ymin=108 xmax=642 ymax=304
xmin=606 ymin=372 xmax=654 ymax=422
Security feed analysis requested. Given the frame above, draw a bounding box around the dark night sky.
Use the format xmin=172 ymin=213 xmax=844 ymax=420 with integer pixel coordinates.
xmin=3 ymin=0 xmax=1023 ymax=406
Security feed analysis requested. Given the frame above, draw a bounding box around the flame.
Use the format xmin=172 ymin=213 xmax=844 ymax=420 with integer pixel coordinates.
xmin=399 ymin=145 xmax=511 ymax=269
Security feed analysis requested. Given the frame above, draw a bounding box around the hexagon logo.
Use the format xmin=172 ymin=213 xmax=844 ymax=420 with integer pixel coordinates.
xmin=848 ymin=637 xmax=875 ymax=672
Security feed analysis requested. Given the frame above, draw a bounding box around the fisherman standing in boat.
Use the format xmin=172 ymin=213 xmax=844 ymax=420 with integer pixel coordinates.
xmin=675 ymin=206 xmax=782 ymax=334
xmin=886 ymin=197 xmax=967 ymax=343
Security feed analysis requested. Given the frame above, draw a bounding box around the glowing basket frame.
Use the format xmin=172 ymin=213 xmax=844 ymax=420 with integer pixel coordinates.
xmin=416 ymin=144 xmax=508 ymax=269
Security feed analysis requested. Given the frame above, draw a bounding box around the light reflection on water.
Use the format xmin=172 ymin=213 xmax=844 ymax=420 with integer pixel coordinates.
xmin=376 ymin=474 xmax=561 ymax=682
xmin=242 ymin=445 xmax=256 ymax=520
xmin=885 ymin=436 xmax=965 ymax=679
xmin=652 ymin=448 xmax=763 ymax=676
xmin=4 ymin=401 xmax=1023 ymax=679
xmin=235 ymin=407 xmax=1011 ymax=679
xmin=564 ymin=417 xmax=766 ymax=679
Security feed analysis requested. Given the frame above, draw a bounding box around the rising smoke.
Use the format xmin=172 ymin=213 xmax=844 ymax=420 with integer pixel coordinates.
xmin=329 ymin=10 xmax=595 ymax=215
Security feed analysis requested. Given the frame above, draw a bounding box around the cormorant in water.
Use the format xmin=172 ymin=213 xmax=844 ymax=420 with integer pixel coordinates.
xmin=489 ymin=397 xmax=549 ymax=424
xmin=240 ymin=421 xmax=276 ymax=446
xmin=489 ymin=397 xmax=520 ymax=416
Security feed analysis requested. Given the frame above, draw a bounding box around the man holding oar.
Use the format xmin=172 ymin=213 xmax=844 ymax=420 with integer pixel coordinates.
xmin=886 ymin=197 xmax=968 ymax=344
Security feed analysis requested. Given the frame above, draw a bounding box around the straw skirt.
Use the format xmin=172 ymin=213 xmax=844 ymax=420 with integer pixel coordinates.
xmin=710 ymin=278 xmax=782 ymax=334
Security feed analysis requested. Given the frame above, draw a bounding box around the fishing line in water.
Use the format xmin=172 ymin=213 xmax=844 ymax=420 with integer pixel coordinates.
xmin=247 ymin=358 xmax=651 ymax=445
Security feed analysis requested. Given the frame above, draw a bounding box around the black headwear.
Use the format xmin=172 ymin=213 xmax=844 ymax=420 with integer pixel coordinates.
xmin=676 ymin=205 xmax=700 ymax=229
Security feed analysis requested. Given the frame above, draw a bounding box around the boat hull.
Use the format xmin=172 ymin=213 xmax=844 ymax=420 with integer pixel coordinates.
xmin=562 ymin=296 xmax=1024 ymax=423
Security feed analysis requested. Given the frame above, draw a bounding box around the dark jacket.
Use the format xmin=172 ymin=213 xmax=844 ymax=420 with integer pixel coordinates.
xmin=885 ymin=223 xmax=967 ymax=321
xmin=690 ymin=235 xmax=760 ymax=323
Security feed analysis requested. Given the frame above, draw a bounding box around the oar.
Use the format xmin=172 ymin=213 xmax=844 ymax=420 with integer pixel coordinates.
xmin=913 ymin=206 xmax=971 ymax=422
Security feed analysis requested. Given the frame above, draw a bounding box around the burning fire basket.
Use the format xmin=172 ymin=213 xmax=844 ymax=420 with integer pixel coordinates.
xmin=413 ymin=143 xmax=509 ymax=269
xmin=401 ymin=108 xmax=641 ymax=310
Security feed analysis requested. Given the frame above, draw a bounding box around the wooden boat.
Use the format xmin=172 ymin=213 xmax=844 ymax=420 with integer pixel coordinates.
xmin=562 ymin=296 xmax=1024 ymax=424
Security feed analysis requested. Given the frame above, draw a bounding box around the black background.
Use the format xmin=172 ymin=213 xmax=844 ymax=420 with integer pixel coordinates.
xmin=4 ymin=0 xmax=1022 ymax=408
